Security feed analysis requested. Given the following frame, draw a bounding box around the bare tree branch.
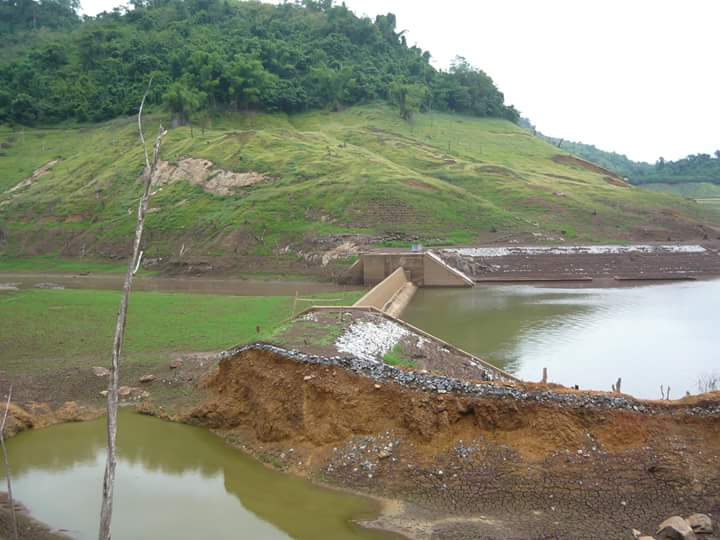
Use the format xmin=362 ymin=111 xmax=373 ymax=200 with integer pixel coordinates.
xmin=98 ymin=81 xmax=166 ymax=540
xmin=0 ymin=387 xmax=19 ymax=540
xmin=132 ymin=250 xmax=143 ymax=276
xmin=138 ymin=77 xmax=153 ymax=171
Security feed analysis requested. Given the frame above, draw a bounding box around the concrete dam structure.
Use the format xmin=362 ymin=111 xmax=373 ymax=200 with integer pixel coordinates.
xmin=342 ymin=251 xmax=474 ymax=287
xmin=341 ymin=251 xmax=473 ymax=318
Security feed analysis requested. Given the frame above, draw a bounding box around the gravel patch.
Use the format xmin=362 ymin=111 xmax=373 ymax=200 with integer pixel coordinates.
xmin=335 ymin=319 xmax=411 ymax=362
xmin=220 ymin=343 xmax=720 ymax=417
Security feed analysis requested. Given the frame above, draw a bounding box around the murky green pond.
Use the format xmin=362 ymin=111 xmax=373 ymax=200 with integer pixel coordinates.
xmin=403 ymin=280 xmax=720 ymax=399
xmin=0 ymin=412 xmax=396 ymax=540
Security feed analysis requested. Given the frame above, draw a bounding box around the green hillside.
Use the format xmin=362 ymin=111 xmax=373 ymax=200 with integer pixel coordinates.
xmin=2 ymin=104 xmax=717 ymax=272
xmin=0 ymin=0 xmax=517 ymax=125
xmin=522 ymin=119 xmax=720 ymax=189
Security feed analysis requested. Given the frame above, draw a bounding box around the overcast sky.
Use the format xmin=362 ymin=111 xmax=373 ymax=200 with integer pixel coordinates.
xmin=80 ymin=0 xmax=720 ymax=162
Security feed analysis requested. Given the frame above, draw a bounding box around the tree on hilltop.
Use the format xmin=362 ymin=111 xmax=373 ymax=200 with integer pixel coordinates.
xmin=389 ymin=81 xmax=428 ymax=121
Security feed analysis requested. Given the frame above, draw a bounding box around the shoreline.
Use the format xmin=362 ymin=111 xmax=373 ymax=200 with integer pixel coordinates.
xmin=437 ymin=241 xmax=720 ymax=285
xmin=4 ymin=347 xmax=720 ymax=540
xmin=0 ymin=272 xmax=355 ymax=296
xmin=2 ymin=241 xmax=720 ymax=538
xmin=1 ymin=406 xmax=411 ymax=540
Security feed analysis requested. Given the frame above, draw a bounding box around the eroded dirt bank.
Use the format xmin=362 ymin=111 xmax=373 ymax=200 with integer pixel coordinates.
xmin=189 ymin=346 xmax=720 ymax=540
xmin=0 ymin=494 xmax=71 ymax=540
xmin=439 ymin=242 xmax=720 ymax=282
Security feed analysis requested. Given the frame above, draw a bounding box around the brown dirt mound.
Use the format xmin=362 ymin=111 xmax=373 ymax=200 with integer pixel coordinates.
xmin=152 ymin=158 xmax=267 ymax=196
xmin=604 ymin=175 xmax=630 ymax=187
xmin=552 ymin=154 xmax=624 ymax=180
xmin=404 ymin=179 xmax=437 ymax=192
xmin=474 ymin=165 xmax=524 ymax=180
xmin=189 ymin=349 xmax=720 ymax=539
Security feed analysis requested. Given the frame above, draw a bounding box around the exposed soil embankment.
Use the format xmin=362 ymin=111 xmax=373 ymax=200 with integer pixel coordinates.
xmin=190 ymin=345 xmax=720 ymax=539
xmin=0 ymin=493 xmax=71 ymax=540
xmin=441 ymin=243 xmax=720 ymax=282
xmin=0 ymin=401 xmax=100 ymax=439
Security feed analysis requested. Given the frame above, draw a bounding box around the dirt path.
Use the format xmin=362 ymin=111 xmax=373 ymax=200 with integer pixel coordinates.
xmin=0 ymin=272 xmax=354 ymax=296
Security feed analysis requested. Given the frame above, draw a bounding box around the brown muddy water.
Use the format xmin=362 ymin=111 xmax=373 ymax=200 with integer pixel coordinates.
xmin=0 ymin=412 xmax=397 ymax=540
xmin=0 ymin=273 xmax=354 ymax=296
xmin=403 ymin=280 xmax=720 ymax=399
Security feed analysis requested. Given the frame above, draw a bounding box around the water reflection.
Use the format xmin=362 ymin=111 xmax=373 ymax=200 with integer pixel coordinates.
xmin=0 ymin=412 xmax=395 ymax=540
xmin=403 ymin=281 xmax=720 ymax=398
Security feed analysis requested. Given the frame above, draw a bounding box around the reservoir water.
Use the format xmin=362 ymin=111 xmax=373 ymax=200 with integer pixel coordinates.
xmin=403 ymin=280 xmax=720 ymax=399
xmin=0 ymin=412 xmax=396 ymax=540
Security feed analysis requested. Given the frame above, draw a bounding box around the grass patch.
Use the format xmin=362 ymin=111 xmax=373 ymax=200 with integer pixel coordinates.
xmin=272 ymin=318 xmax=345 ymax=348
xmin=383 ymin=344 xmax=416 ymax=368
xmin=0 ymin=256 xmax=143 ymax=274
xmin=0 ymin=288 xmax=359 ymax=374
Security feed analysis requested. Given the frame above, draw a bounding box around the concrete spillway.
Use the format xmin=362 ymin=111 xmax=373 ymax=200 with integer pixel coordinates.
xmin=347 ymin=251 xmax=472 ymax=318
xmin=342 ymin=251 xmax=474 ymax=287
xmin=353 ymin=267 xmax=418 ymax=317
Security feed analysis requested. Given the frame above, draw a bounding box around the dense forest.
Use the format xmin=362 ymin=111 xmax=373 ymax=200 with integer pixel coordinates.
xmin=0 ymin=0 xmax=519 ymax=125
xmin=520 ymin=118 xmax=720 ymax=186
xmin=631 ymin=153 xmax=720 ymax=186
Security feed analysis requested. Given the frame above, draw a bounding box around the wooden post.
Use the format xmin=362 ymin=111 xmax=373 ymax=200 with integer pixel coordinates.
xmin=0 ymin=387 xmax=18 ymax=540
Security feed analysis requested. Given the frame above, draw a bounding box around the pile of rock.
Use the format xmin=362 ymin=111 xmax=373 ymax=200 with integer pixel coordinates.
xmin=220 ymin=343 xmax=720 ymax=415
xmin=634 ymin=513 xmax=718 ymax=540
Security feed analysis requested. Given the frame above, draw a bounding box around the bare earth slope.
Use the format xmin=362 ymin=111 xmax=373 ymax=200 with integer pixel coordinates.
xmin=191 ymin=345 xmax=720 ymax=540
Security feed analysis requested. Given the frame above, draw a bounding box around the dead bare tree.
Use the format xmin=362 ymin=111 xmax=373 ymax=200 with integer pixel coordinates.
xmin=698 ymin=372 xmax=720 ymax=394
xmin=98 ymin=79 xmax=167 ymax=540
xmin=0 ymin=387 xmax=19 ymax=540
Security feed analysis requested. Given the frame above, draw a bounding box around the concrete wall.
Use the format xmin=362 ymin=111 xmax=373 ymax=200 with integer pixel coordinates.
xmin=361 ymin=253 xmax=425 ymax=286
xmin=384 ymin=282 xmax=418 ymax=318
xmin=339 ymin=258 xmax=364 ymax=285
xmin=423 ymin=252 xmax=474 ymax=287
xmin=356 ymin=251 xmax=473 ymax=287
xmin=354 ymin=267 xmax=410 ymax=311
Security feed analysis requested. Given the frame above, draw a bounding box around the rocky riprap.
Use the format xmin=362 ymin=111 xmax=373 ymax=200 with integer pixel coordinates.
xmin=220 ymin=343 xmax=720 ymax=416
xmin=634 ymin=512 xmax=719 ymax=539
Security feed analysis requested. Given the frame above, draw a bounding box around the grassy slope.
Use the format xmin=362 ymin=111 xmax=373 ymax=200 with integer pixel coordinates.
xmin=642 ymin=183 xmax=720 ymax=220
xmin=643 ymin=182 xmax=720 ymax=198
xmin=0 ymin=255 xmax=130 ymax=273
xmin=1 ymin=104 xmax=716 ymax=263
